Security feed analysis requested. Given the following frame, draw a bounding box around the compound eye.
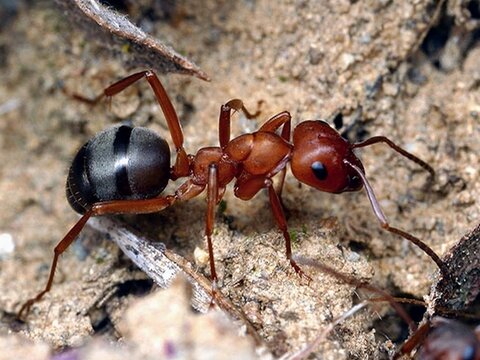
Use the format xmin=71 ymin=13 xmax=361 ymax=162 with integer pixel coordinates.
xmin=311 ymin=161 xmax=328 ymax=180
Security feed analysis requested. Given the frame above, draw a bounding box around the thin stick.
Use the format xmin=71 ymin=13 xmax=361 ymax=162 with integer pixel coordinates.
xmin=282 ymin=301 xmax=369 ymax=360
xmin=294 ymin=255 xmax=416 ymax=332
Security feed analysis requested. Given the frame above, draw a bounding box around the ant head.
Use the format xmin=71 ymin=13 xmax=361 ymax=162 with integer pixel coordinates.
xmin=291 ymin=120 xmax=364 ymax=193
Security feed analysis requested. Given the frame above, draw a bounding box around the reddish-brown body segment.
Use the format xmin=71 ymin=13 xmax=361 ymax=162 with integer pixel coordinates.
xmin=18 ymin=70 xmax=446 ymax=318
xmin=226 ymin=132 xmax=292 ymax=176
xmin=291 ymin=121 xmax=364 ymax=193
xmin=224 ymin=131 xmax=292 ymax=200
xmin=191 ymin=147 xmax=237 ymax=188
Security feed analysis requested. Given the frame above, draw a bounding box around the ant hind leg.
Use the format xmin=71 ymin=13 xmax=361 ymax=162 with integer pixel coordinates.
xmin=17 ymin=210 xmax=93 ymax=319
xmin=18 ymin=180 xmax=204 ymax=319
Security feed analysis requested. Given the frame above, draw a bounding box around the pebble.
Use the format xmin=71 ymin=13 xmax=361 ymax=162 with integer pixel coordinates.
xmin=0 ymin=232 xmax=14 ymax=259
xmin=194 ymin=246 xmax=209 ymax=266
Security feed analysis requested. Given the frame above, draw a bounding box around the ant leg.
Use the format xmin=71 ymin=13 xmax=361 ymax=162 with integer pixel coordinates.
xmin=276 ymin=167 xmax=287 ymax=202
xmin=295 ymin=256 xmax=417 ymax=332
xmin=234 ymin=174 xmax=266 ymax=200
xmin=61 ymin=88 xmax=106 ymax=105
xmin=18 ymin=181 xmax=204 ymax=319
xmin=91 ymin=180 xmax=204 ymax=215
xmin=393 ymin=322 xmax=431 ymax=359
xmin=352 ymin=136 xmax=434 ymax=178
xmin=106 ymin=71 xmax=189 ymax=178
xmin=18 ymin=210 xmax=94 ymax=319
xmin=71 ymin=71 xmax=189 ymax=178
xmin=218 ymin=99 xmax=263 ymax=148
xmin=266 ymin=180 xmax=312 ymax=282
xmin=205 ymin=164 xmax=221 ymax=303
xmin=343 ymin=159 xmax=449 ymax=278
xmin=289 ymin=258 xmax=419 ymax=359
xmin=258 ymin=111 xmax=291 ymax=137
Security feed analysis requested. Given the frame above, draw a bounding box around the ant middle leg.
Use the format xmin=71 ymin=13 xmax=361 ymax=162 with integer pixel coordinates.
xmin=266 ymin=180 xmax=312 ymax=282
xmin=204 ymin=164 xmax=223 ymax=306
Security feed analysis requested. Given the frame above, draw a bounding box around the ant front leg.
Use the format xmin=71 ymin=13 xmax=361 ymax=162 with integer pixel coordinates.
xmin=266 ymin=179 xmax=312 ymax=282
xmin=218 ymin=98 xmax=263 ymax=149
xmin=343 ymin=159 xmax=449 ymax=278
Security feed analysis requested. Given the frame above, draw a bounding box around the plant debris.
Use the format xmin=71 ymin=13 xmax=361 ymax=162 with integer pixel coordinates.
xmin=56 ymin=0 xmax=209 ymax=80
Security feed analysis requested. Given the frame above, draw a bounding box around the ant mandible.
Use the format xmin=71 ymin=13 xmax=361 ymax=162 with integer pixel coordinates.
xmin=18 ymin=70 xmax=447 ymax=318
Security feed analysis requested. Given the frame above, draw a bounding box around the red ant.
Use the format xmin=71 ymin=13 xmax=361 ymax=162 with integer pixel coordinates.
xmin=18 ymin=70 xmax=447 ymax=318
xmin=397 ymin=317 xmax=480 ymax=360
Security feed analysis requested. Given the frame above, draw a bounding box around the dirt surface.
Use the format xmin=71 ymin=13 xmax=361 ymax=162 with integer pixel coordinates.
xmin=0 ymin=1 xmax=479 ymax=359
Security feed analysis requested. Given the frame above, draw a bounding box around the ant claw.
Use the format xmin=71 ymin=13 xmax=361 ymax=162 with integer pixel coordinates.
xmin=299 ymin=271 xmax=313 ymax=285
xmin=208 ymin=280 xmax=219 ymax=310
xmin=17 ymin=301 xmax=33 ymax=321
xmin=208 ymin=298 xmax=217 ymax=310
xmin=290 ymin=260 xmax=313 ymax=284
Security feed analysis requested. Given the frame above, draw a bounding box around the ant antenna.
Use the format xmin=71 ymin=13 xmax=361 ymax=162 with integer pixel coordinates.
xmin=343 ymin=159 xmax=448 ymax=278
xmin=352 ymin=136 xmax=435 ymax=178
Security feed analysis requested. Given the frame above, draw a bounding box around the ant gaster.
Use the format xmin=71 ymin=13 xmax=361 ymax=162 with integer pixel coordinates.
xmin=18 ymin=70 xmax=447 ymax=318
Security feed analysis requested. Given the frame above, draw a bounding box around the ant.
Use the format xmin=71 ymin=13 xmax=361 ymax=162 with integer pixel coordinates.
xmin=285 ymin=257 xmax=480 ymax=360
xmin=397 ymin=317 xmax=480 ymax=360
xmin=18 ymin=70 xmax=447 ymax=318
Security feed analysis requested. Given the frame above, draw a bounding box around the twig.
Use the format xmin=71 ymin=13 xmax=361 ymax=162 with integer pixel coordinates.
xmin=56 ymin=0 xmax=209 ymax=80
xmin=87 ymin=216 xmax=264 ymax=346
xmin=281 ymin=301 xmax=369 ymax=360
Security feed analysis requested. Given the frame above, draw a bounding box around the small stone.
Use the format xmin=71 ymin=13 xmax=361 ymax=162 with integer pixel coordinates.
xmin=0 ymin=232 xmax=14 ymax=259
xmin=308 ymin=45 xmax=324 ymax=65
xmin=194 ymin=246 xmax=209 ymax=266
xmin=452 ymin=190 xmax=475 ymax=207
xmin=242 ymin=301 xmax=263 ymax=326
xmin=346 ymin=251 xmax=361 ymax=262
xmin=340 ymin=53 xmax=355 ymax=70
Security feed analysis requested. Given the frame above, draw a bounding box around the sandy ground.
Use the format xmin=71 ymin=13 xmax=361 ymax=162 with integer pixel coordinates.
xmin=0 ymin=1 xmax=479 ymax=359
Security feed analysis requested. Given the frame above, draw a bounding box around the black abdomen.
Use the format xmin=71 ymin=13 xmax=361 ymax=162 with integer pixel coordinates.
xmin=66 ymin=125 xmax=171 ymax=214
